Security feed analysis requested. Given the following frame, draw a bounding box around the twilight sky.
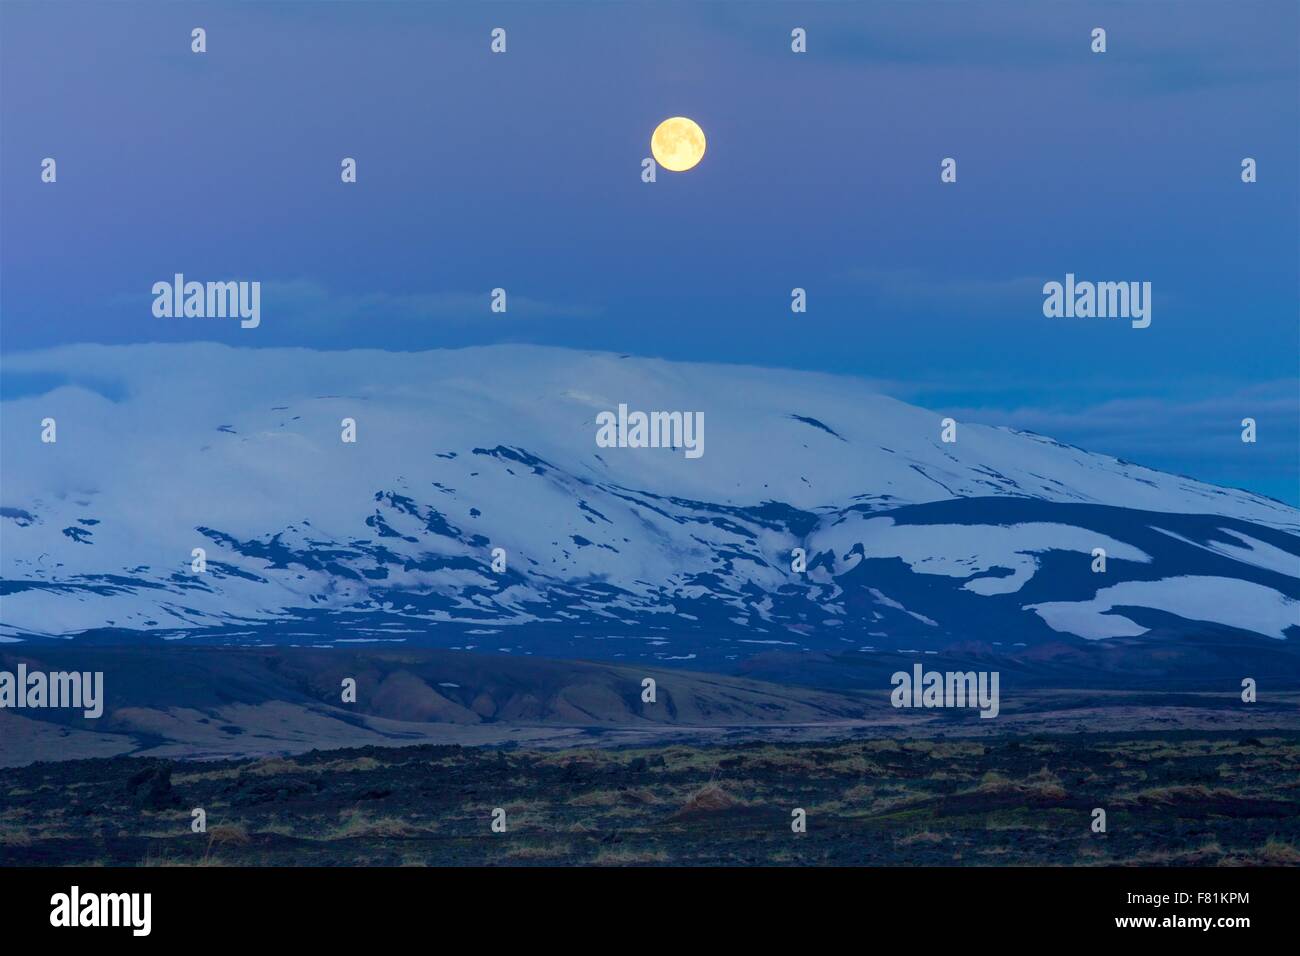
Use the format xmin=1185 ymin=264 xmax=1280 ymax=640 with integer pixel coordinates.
xmin=2 ymin=1 xmax=1297 ymax=503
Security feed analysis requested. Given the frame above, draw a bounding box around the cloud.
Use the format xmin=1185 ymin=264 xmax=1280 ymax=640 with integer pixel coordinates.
xmin=945 ymin=379 xmax=1300 ymax=503
xmin=951 ymin=380 xmax=1296 ymax=446
xmin=262 ymin=280 xmax=600 ymax=334
xmin=714 ymin=1 xmax=1296 ymax=95
xmin=844 ymin=268 xmax=1047 ymax=315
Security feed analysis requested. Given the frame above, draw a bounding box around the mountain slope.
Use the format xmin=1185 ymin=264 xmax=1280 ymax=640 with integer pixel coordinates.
xmin=0 ymin=645 xmax=877 ymax=766
xmin=2 ymin=344 xmax=1297 ymax=666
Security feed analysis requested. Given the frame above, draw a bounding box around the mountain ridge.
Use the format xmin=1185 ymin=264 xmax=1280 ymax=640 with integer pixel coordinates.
xmin=3 ymin=344 xmax=1297 ymax=666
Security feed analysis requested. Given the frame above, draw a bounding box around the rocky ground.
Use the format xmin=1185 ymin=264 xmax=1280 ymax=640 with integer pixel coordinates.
xmin=3 ymin=731 xmax=1298 ymax=866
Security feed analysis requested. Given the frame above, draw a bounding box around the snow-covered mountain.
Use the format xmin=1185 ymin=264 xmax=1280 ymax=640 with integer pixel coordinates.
xmin=2 ymin=344 xmax=1297 ymax=667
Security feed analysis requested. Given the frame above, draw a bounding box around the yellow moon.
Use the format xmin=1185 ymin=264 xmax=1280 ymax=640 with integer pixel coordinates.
xmin=651 ymin=117 xmax=706 ymax=172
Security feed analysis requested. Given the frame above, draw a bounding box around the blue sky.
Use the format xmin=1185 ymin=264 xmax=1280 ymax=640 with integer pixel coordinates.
xmin=2 ymin=1 xmax=1297 ymax=503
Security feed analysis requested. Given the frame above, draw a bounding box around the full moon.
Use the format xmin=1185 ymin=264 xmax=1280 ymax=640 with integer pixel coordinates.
xmin=651 ymin=117 xmax=706 ymax=172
